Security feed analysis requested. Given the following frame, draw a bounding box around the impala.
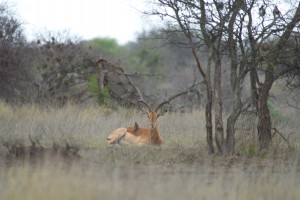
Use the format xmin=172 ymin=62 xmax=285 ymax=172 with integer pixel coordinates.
xmin=107 ymin=100 xmax=168 ymax=146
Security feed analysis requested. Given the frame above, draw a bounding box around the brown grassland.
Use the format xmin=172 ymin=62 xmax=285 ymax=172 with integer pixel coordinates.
xmin=0 ymin=102 xmax=299 ymax=200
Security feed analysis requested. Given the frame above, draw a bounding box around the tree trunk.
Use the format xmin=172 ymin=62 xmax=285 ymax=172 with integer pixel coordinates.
xmin=225 ymin=5 xmax=242 ymax=154
xmin=214 ymin=55 xmax=224 ymax=153
xmin=97 ymin=61 xmax=104 ymax=91
xmin=205 ymin=48 xmax=214 ymax=154
xmin=206 ymin=87 xmax=214 ymax=154
xmin=257 ymin=65 xmax=274 ymax=149
xmin=225 ymin=58 xmax=243 ymax=154
xmin=226 ymin=115 xmax=236 ymax=154
xmin=225 ymin=78 xmax=244 ymax=154
xmin=226 ymin=106 xmax=242 ymax=154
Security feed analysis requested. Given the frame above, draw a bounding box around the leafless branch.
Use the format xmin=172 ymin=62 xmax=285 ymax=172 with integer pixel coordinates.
xmin=272 ymin=128 xmax=293 ymax=150
xmin=285 ymin=97 xmax=300 ymax=109
xmin=111 ymin=70 xmax=163 ymax=78
xmin=155 ymin=81 xmax=204 ymax=111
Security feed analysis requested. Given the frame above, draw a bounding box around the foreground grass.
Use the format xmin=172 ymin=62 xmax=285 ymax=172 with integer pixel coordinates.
xmin=0 ymin=102 xmax=300 ymax=200
xmin=1 ymin=158 xmax=299 ymax=200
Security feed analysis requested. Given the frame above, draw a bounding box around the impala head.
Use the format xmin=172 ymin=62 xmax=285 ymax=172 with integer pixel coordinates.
xmin=138 ymin=100 xmax=168 ymax=129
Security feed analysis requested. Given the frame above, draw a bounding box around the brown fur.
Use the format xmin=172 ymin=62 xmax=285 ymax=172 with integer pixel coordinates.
xmin=107 ymin=112 xmax=163 ymax=146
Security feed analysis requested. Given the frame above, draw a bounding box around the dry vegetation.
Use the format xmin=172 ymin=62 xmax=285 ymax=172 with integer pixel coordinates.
xmin=0 ymin=102 xmax=300 ymax=200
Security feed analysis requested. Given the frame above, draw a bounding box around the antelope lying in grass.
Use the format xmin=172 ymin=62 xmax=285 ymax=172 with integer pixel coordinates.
xmin=107 ymin=100 xmax=168 ymax=146
xmin=99 ymin=58 xmax=199 ymax=146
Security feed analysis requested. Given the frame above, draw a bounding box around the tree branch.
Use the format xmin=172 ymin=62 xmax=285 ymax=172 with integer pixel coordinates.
xmin=272 ymin=128 xmax=293 ymax=150
xmin=155 ymin=81 xmax=204 ymax=111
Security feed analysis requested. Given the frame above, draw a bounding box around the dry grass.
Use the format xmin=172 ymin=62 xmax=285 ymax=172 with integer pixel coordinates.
xmin=0 ymin=102 xmax=300 ymax=200
xmin=1 ymin=161 xmax=300 ymax=200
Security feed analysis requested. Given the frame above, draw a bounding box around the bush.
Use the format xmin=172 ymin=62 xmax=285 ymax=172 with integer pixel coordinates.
xmin=268 ymin=101 xmax=279 ymax=119
xmin=85 ymin=37 xmax=122 ymax=55
xmin=88 ymin=74 xmax=111 ymax=106
xmin=0 ymin=1 xmax=35 ymax=104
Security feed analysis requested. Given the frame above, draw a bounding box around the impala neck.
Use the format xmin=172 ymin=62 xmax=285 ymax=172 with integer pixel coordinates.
xmin=148 ymin=111 xmax=162 ymax=145
xmin=150 ymin=126 xmax=162 ymax=145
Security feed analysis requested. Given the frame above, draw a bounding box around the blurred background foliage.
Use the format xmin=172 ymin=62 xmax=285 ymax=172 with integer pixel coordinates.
xmin=0 ymin=0 xmax=298 ymax=118
xmin=0 ymin=1 xmax=199 ymax=109
xmin=85 ymin=37 xmax=123 ymax=55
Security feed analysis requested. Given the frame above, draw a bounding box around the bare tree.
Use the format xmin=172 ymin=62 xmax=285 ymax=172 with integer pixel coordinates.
xmin=145 ymin=0 xmax=248 ymax=153
xmin=222 ymin=0 xmax=300 ymax=151
xmin=145 ymin=0 xmax=300 ymax=153
xmin=242 ymin=1 xmax=300 ymax=149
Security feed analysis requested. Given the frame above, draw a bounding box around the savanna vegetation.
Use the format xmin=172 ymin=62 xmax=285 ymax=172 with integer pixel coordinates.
xmin=0 ymin=103 xmax=299 ymax=199
xmin=0 ymin=0 xmax=300 ymax=199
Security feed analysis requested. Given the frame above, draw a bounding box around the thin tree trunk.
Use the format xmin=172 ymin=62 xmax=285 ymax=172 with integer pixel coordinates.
xmin=214 ymin=55 xmax=224 ymax=153
xmin=206 ymin=87 xmax=214 ymax=154
xmin=249 ymin=68 xmax=259 ymax=109
xmin=226 ymin=70 xmax=245 ymax=153
xmin=247 ymin=7 xmax=259 ymax=110
xmin=225 ymin=3 xmax=243 ymax=154
xmin=257 ymin=65 xmax=274 ymax=149
xmin=225 ymin=56 xmax=244 ymax=153
xmin=205 ymin=47 xmax=214 ymax=154
xmin=97 ymin=61 xmax=104 ymax=91
xmin=226 ymin=106 xmax=242 ymax=153
xmin=226 ymin=116 xmax=236 ymax=153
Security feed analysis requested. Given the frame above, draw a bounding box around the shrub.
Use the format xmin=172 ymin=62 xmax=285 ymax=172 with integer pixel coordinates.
xmin=88 ymin=74 xmax=111 ymax=106
xmin=268 ymin=101 xmax=279 ymax=119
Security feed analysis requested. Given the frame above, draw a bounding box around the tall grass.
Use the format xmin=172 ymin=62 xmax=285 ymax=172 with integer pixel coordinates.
xmin=0 ymin=102 xmax=299 ymax=200
xmin=0 ymin=102 xmax=208 ymax=149
xmin=1 ymin=160 xmax=299 ymax=200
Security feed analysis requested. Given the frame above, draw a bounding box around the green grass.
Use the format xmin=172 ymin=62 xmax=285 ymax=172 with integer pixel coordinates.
xmin=0 ymin=102 xmax=300 ymax=200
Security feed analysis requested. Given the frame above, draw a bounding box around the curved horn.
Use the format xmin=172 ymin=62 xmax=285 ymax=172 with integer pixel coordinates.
xmin=155 ymin=101 xmax=169 ymax=112
xmin=138 ymin=100 xmax=151 ymax=113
